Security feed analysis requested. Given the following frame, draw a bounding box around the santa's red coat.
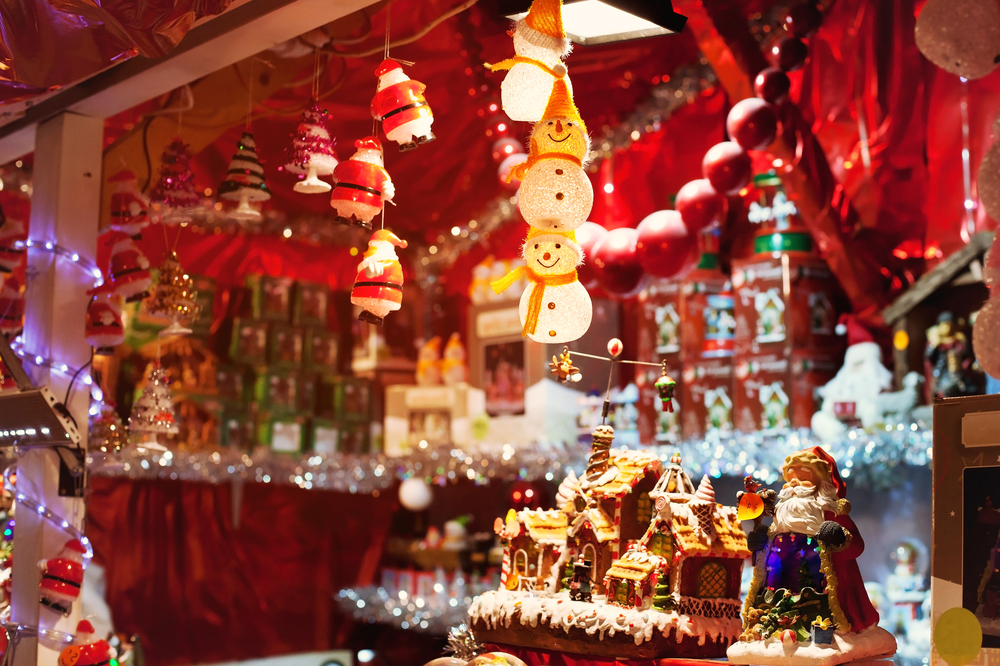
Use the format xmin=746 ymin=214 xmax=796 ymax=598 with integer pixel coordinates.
xmin=40 ymin=557 xmax=83 ymax=599
xmin=827 ymin=511 xmax=880 ymax=632
xmin=351 ymin=259 xmax=403 ymax=306
xmin=331 ymin=160 xmax=390 ymax=209
xmin=371 ymin=80 xmax=433 ymax=135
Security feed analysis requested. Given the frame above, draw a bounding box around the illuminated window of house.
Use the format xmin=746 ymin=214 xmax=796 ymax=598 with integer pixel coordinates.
xmin=649 ymin=529 xmax=674 ymax=560
xmin=697 ymin=562 xmax=727 ymax=598
xmin=636 ymin=493 xmax=653 ymax=523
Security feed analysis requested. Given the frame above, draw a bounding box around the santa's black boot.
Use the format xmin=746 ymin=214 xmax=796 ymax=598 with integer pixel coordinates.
xmin=355 ymin=216 xmax=372 ymax=231
xmin=417 ymin=132 xmax=436 ymax=145
xmin=334 ymin=215 xmax=352 ymax=226
xmin=398 ymin=141 xmax=419 ymax=152
xmin=358 ymin=310 xmax=384 ymax=326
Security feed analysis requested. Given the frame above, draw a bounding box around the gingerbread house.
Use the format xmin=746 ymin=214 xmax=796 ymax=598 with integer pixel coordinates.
xmin=505 ymin=509 xmax=567 ymax=591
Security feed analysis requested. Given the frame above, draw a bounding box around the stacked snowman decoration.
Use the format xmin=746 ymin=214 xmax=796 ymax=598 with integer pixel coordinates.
xmin=489 ymin=0 xmax=594 ymax=344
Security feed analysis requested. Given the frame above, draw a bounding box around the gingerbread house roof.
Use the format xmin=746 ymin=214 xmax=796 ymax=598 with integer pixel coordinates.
xmin=668 ymin=501 xmax=749 ymax=559
xmin=570 ymin=505 xmax=618 ymax=543
xmin=589 ymin=449 xmax=662 ymax=498
xmin=604 ymin=548 xmax=664 ymax=583
xmin=649 ymin=459 xmax=696 ymax=502
xmin=518 ymin=509 xmax=568 ymax=545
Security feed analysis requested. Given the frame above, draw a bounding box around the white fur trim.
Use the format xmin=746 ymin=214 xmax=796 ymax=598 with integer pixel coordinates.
xmin=516 ymin=19 xmax=572 ymax=57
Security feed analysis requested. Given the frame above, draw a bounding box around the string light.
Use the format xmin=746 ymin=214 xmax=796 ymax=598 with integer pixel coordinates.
xmin=3 ymin=465 xmax=93 ymax=562
xmin=9 ymin=339 xmax=100 ymax=399
xmin=17 ymin=240 xmax=103 ymax=287
xmin=0 ymin=607 xmax=75 ymax=646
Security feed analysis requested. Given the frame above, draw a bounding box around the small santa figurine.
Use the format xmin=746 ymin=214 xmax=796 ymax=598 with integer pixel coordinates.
xmin=101 ymin=232 xmax=152 ymax=302
xmin=85 ymin=293 xmax=125 ymax=354
xmin=107 ymin=170 xmax=150 ymax=239
xmin=58 ymin=620 xmax=113 ymax=666
xmin=0 ymin=215 xmax=27 ymax=273
xmin=330 ymin=137 xmax=394 ymax=230
xmin=351 ymin=228 xmax=407 ymax=326
xmin=39 ymin=539 xmax=86 ymax=614
xmin=0 ymin=270 xmax=25 ymax=337
xmin=371 ymin=59 xmax=435 ymax=152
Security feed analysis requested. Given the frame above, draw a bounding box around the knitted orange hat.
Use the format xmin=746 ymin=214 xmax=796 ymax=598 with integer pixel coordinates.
xmin=524 ymin=0 xmax=565 ymax=39
xmin=541 ymin=79 xmax=586 ymax=133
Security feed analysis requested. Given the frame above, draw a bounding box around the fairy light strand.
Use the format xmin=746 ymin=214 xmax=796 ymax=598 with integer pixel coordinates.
xmin=3 ymin=465 xmax=93 ymax=562
xmin=17 ymin=240 xmax=103 ymax=288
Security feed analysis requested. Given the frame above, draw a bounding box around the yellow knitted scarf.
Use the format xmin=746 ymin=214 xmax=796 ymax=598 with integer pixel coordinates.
xmin=484 ymin=56 xmax=566 ymax=79
xmin=507 ymin=151 xmax=582 ymax=184
xmin=491 ymin=265 xmax=578 ymax=337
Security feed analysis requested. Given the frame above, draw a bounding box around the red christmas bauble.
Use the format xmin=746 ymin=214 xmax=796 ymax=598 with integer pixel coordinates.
xmin=784 ymin=3 xmax=823 ymax=37
xmin=635 ymin=211 xmax=700 ymax=279
xmin=772 ymin=37 xmax=809 ymax=71
xmin=498 ymin=153 xmax=528 ymax=190
xmin=592 ymin=227 xmax=647 ymax=297
xmin=754 ymin=68 xmax=792 ymax=104
xmin=675 ymin=179 xmax=727 ymax=233
xmin=576 ymin=221 xmax=609 ymax=289
xmin=491 ymin=138 xmax=525 ymax=164
xmin=726 ymin=98 xmax=778 ymax=151
xmin=702 ymin=142 xmax=753 ymax=195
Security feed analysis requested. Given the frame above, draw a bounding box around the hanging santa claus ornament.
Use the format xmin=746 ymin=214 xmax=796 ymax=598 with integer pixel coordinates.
xmin=372 ymin=59 xmax=436 ymax=152
xmin=0 ymin=269 xmax=25 ymax=337
xmin=286 ymin=100 xmax=338 ymax=194
xmin=38 ymin=539 xmax=86 ymax=615
xmin=85 ymin=292 xmax=125 ymax=354
xmin=0 ymin=214 xmax=26 ymax=273
xmin=330 ymin=137 xmax=394 ymax=230
xmin=99 ymin=232 xmax=152 ymax=302
xmin=107 ymin=170 xmax=150 ymax=239
xmin=58 ymin=621 xmax=113 ymax=666
xmin=351 ymin=228 xmax=408 ymax=326
xmin=486 ymin=0 xmax=572 ymax=123
xmin=219 ymin=131 xmax=271 ymax=222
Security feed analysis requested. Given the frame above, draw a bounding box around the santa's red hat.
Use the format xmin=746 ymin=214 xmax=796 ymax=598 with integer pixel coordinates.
xmin=835 ymin=314 xmax=874 ymax=347
xmin=354 ymin=136 xmax=383 ymax=152
xmin=64 ymin=539 xmax=87 ymax=556
xmin=807 ymin=446 xmax=846 ymax=499
xmin=370 ymin=229 xmax=408 ymax=249
xmin=108 ymin=170 xmax=136 ymax=184
xmin=375 ymin=59 xmax=403 ymax=78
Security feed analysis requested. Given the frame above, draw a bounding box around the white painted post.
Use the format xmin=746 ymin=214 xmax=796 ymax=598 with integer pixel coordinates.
xmin=12 ymin=112 xmax=101 ymax=666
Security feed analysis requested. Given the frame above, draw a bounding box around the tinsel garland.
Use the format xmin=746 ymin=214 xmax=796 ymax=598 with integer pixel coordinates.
xmin=90 ymin=425 xmax=931 ymax=492
xmin=336 ymin=586 xmax=478 ymax=635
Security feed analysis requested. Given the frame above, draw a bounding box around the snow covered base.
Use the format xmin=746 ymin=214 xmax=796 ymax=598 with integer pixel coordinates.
xmin=727 ymin=625 xmax=897 ymax=666
xmin=976 ymin=607 xmax=1000 ymax=637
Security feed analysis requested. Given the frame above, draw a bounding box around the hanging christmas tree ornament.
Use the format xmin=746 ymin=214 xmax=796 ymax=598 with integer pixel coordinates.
xmin=654 ymin=365 xmax=677 ymax=413
xmin=146 ymin=251 xmax=201 ymax=338
xmin=486 ymin=0 xmax=572 ymax=123
xmin=149 ymin=138 xmax=200 ymax=225
xmin=38 ymin=539 xmax=86 ymax=615
xmin=492 ymin=228 xmax=592 ymax=343
xmin=772 ymin=36 xmax=809 ymax=71
xmin=636 ymin=210 xmax=701 ymax=280
xmin=549 ymin=347 xmax=582 ymax=383
xmin=754 ymin=67 xmax=791 ymax=104
xmin=286 ymin=100 xmax=338 ymax=194
xmin=351 ymin=228 xmax=408 ymax=326
xmin=591 ymin=227 xmax=646 ymax=298
xmin=726 ymin=98 xmax=779 ymax=152
xmin=101 ymin=232 xmax=152 ymax=302
xmin=915 ymin=0 xmax=1000 ymax=80
xmin=331 ymin=137 xmax=394 ymax=230
xmin=0 ymin=269 xmax=25 ymax=337
xmin=675 ymin=179 xmax=727 ymax=233
xmin=89 ymin=401 xmax=129 ymax=454
xmin=85 ymin=292 xmax=125 ymax=354
xmin=702 ymin=142 xmax=753 ymax=195
xmin=0 ymin=214 xmax=26 ymax=273
xmin=498 ymin=152 xmax=529 ymax=190
xmin=219 ymin=131 xmax=271 ymax=222
xmin=107 ymin=170 xmax=150 ymax=239
xmin=128 ymin=364 xmax=179 ymax=450
xmin=58 ymin=621 xmax=112 ymax=666
xmin=492 ymin=137 xmax=524 ymax=163
xmin=514 ymin=80 xmax=593 ymax=232
xmin=372 ymin=59 xmax=436 ymax=152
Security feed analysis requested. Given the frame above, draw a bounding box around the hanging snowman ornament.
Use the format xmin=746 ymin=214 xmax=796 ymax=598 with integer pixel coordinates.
xmin=286 ymin=100 xmax=338 ymax=194
xmin=492 ymin=228 xmax=592 ymax=343
xmin=486 ymin=0 xmax=573 ymax=123
xmin=330 ymin=137 xmax=395 ymax=230
xmin=351 ymin=228 xmax=408 ymax=326
xmin=372 ymin=59 xmax=436 ymax=151
xmin=510 ymin=79 xmax=593 ymax=232
xmin=107 ymin=170 xmax=150 ymax=239
xmin=38 ymin=539 xmax=86 ymax=614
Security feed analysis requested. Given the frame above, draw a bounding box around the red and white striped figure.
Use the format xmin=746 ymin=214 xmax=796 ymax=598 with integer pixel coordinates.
xmin=351 ymin=229 xmax=407 ymax=326
xmin=85 ymin=293 xmax=125 ymax=354
xmin=107 ymin=170 xmax=150 ymax=239
xmin=39 ymin=539 xmax=86 ymax=614
xmin=0 ymin=215 xmax=26 ymax=273
xmin=330 ymin=137 xmax=394 ymax=230
xmin=371 ymin=59 xmax=435 ymax=152
xmin=58 ymin=621 xmax=113 ymax=666
xmin=100 ymin=233 xmax=152 ymax=302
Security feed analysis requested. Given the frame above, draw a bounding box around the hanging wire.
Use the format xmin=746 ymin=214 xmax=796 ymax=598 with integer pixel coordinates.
xmin=312 ymin=47 xmax=322 ymax=100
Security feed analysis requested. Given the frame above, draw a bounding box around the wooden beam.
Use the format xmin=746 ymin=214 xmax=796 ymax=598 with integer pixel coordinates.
xmin=0 ymin=0 xmax=374 ymax=164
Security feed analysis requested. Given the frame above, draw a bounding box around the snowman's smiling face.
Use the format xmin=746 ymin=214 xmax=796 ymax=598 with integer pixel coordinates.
xmin=524 ymin=238 xmax=580 ymax=276
xmin=532 ymin=117 xmax=589 ymax=161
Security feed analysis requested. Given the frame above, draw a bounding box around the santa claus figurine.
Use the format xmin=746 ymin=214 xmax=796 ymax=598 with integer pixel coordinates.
xmin=58 ymin=620 xmax=113 ymax=666
xmin=0 ymin=215 xmax=27 ymax=273
xmin=371 ymin=59 xmax=435 ymax=152
xmin=0 ymin=270 xmax=25 ymax=337
xmin=85 ymin=293 xmax=125 ymax=354
xmin=330 ymin=137 xmax=395 ymax=230
xmin=38 ymin=539 xmax=86 ymax=614
xmin=729 ymin=448 xmax=897 ymax=666
xmin=101 ymin=232 xmax=152 ymax=302
xmin=351 ymin=228 xmax=407 ymax=326
xmin=107 ymin=170 xmax=150 ymax=239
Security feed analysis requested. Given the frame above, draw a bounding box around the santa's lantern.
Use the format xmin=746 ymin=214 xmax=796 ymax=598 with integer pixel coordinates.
xmin=107 ymin=170 xmax=150 ymax=239
xmin=85 ymin=293 xmax=125 ymax=354
xmin=351 ymin=228 xmax=407 ymax=326
xmin=101 ymin=233 xmax=152 ymax=302
xmin=58 ymin=621 xmax=112 ymax=666
xmin=371 ymin=59 xmax=435 ymax=152
xmin=330 ymin=137 xmax=394 ymax=230
xmin=39 ymin=539 xmax=86 ymax=614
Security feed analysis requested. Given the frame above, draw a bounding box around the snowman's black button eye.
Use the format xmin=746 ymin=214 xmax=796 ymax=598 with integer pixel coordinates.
xmin=534 ymin=244 xmax=539 ymax=249
xmin=567 ymin=122 xmax=573 ymax=126
xmin=556 ymin=244 xmax=561 ymax=249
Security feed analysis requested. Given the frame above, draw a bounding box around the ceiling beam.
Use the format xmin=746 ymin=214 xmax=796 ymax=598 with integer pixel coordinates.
xmin=0 ymin=0 xmax=375 ymax=164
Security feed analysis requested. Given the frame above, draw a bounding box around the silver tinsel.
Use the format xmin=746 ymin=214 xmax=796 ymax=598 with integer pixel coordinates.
xmin=336 ymin=586 xmax=477 ymax=635
xmin=445 ymin=624 xmax=482 ymax=661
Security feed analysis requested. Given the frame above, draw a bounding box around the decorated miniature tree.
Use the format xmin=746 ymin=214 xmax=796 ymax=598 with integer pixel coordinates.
xmin=149 ymin=139 xmax=200 ymax=224
xmin=286 ymin=100 xmax=337 ymax=193
xmin=89 ymin=401 xmax=129 ymax=453
xmin=652 ymin=575 xmax=675 ymax=611
xmin=219 ymin=131 xmax=271 ymax=221
xmin=146 ymin=251 xmax=200 ymax=337
xmin=129 ymin=364 xmax=179 ymax=449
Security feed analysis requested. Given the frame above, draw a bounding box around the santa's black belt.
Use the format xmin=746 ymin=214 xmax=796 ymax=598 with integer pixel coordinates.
xmin=42 ymin=573 xmax=81 ymax=588
xmin=336 ymin=182 xmax=382 ymax=197
xmin=354 ymin=281 xmax=402 ymax=291
xmin=382 ymin=101 xmax=428 ymax=120
xmin=113 ymin=266 xmax=146 ymax=279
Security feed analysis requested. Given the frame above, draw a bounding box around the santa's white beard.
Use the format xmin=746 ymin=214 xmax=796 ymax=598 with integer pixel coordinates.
xmin=378 ymin=69 xmax=409 ymax=88
xmin=773 ymin=485 xmax=837 ymax=536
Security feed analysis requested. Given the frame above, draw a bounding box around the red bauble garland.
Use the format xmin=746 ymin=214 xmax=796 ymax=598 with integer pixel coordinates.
xmin=592 ymin=227 xmax=647 ymax=298
xmin=635 ymin=211 xmax=701 ymax=280
xmin=675 ymin=179 xmax=727 ymax=233
xmin=576 ymin=221 xmax=609 ymax=290
xmin=702 ymin=142 xmax=753 ymax=195
xmin=726 ymin=98 xmax=779 ymax=151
